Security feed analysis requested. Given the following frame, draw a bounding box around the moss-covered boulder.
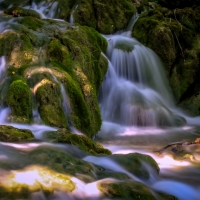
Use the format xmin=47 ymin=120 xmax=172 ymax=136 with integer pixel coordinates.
xmin=7 ymin=79 xmax=32 ymax=123
xmin=108 ymin=153 xmax=159 ymax=180
xmin=45 ymin=128 xmax=112 ymax=155
xmin=98 ymin=180 xmax=178 ymax=200
xmin=27 ymin=146 xmax=94 ymax=177
xmin=4 ymin=6 xmax=40 ymax=18
xmin=74 ymin=0 xmax=137 ymax=34
xmin=0 ymin=125 xmax=34 ymax=142
xmin=1 ymin=7 xmax=108 ymax=136
xmin=132 ymin=6 xmax=200 ymax=112
xmin=35 ymin=78 xmax=68 ymax=128
xmin=19 ymin=16 xmax=44 ymax=31
xmin=0 ymin=165 xmax=75 ymax=199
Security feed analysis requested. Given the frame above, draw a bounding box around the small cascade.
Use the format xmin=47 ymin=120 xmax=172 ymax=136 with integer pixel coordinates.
xmin=0 ymin=107 xmax=10 ymax=124
xmin=0 ymin=16 xmax=17 ymax=34
xmin=32 ymin=108 xmax=41 ymax=124
xmin=99 ymin=31 xmax=179 ymax=126
xmin=0 ymin=56 xmax=6 ymax=80
xmin=70 ymin=5 xmax=79 ymax=25
xmin=26 ymin=1 xmax=58 ymax=19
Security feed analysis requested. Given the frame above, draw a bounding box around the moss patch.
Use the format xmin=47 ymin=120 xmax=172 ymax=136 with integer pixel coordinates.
xmin=35 ymin=78 xmax=68 ymax=128
xmin=0 ymin=125 xmax=34 ymax=142
xmin=7 ymin=79 xmax=32 ymax=123
xmin=4 ymin=6 xmax=40 ymax=18
xmin=109 ymin=153 xmax=159 ymax=180
xmin=45 ymin=129 xmax=112 ymax=155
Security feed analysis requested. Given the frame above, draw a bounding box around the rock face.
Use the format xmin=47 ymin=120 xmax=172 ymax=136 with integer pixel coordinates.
xmin=132 ymin=5 xmax=200 ymax=115
xmin=0 ymin=8 xmax=108 ymax=136
xmin=0 ymin=125 xmax=34 ymax=142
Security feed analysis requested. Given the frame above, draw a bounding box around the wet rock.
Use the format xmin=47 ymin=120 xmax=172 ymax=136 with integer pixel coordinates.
xmin=45 ymin=129 xmax=112 ymax=155
xmin=0 ymin=125 xmax=34 ymax=142
xmin=4 ymin=6 xmax=40 ymax=18
xmin=7 ymin=79 xmax=32 ymax=123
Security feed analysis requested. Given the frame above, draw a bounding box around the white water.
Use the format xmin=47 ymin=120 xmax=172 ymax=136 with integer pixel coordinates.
xmin=70 ymin=4 xmax=79 ymax=25
xmin=23 ymin=1 xmax=59 ymax=19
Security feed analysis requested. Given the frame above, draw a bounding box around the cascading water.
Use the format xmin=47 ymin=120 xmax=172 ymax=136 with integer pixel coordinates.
xmin=70 ymin=4 xmax=79 ymax=25
xmin=99 ymin=33 xmax=179 ymax=127
xmin=97 ymin=18 xmax=200 ymax=200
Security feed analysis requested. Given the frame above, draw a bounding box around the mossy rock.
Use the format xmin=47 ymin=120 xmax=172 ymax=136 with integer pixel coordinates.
xmin=18 ymin=16 xmax=44 ymax=31
xmin=99 ymin=180 xmax=178 ymax=200
xmin=0 ymin=125 xmax=34 ymax=142
xmin=7 ymin=79 xmax=32 ymax=123
xmin=35 ymin=78 xmax=68 ymax=128
xmin=47 ymin=38 xmax=72 ymax=67
xmin=4 ymin=6 xmax=40 ymax=18
xmin=0 ymin=165 xmax=75 ymax=199
xmin=170 ymin=35 xmax=200 ymax=101
xmin=108 ymin=153 xmax=159 ymax=180
xmin=45 ymin=129 xmax=112 ymax=155
xmin=0 ymin=30 xmax=20 ymax=57
xmin=132 ymin=6 xmax=200 ymax=110
xmin=27 ymin=146 xmax=95 ymax=180
xmin=74 ymin=0 xmax=137 ymax=34
xmin=59 ymin=25 xmax=108 ymax=137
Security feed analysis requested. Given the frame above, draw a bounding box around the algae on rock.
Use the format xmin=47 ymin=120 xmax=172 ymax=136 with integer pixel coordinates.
xmin=7 ymin=79 xmax=32 ymax=123
xmin=45 ymin=128 xmax=112 ymax=155
xmin=0 ymin=125 xmax=34 ymax=142
xmin=132 ymin=6 xmax=200 ymax=115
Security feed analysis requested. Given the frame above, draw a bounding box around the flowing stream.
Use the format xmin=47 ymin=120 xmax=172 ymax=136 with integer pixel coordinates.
xmin=0 ymin=1 xmax=200 ymax=200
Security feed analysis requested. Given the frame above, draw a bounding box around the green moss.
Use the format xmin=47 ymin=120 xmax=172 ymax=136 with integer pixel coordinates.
xmin=98 ymin=180 xmax=156 ymax=200
xmin=63 ymin=73 xmax=93 ymax=135
xmin=0 ymin=125 xmax=34 ymax=142
xmin=170 ymin=35 xmax=200 ymax=101
xmin=110 ymin=153 xmax=159 ymax=179
xmin=4 ymin=6 xmax=40 ymax=18
xmin=47 ymin=39 xmax=72 ymax=67
xmin=99 ymin=179 xmax=178 ymax=200
xmin=35 ymin=78 xmax=68 ymax=128
xmin=45 ymin=129 xmax=112 ymax=155
xmin=0 ymin=30 xmax=20 ymax=57
xmin=58 ymin=25 xmax=108 ymax=137
xmin=28 ymin=145 xmax=95 ymax=179
xmin=19 ymin=16 xmax=44 ymax=31
xmin=7 ymin=79 xmax=32 ymax=123
xmin=94 ymin=0 xmax=136 ymax=34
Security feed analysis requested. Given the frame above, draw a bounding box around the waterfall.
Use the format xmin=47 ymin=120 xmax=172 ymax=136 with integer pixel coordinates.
xmin=70 ymin=4 xmax=79 ymax=25
xmin=25 ymin=1 xmax=58 ymax=19
xmin=0 ymin=56 xmax=6 ymax=80
xmin=99 ymin=31 xmax=181 ymax=127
